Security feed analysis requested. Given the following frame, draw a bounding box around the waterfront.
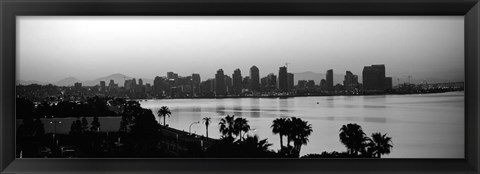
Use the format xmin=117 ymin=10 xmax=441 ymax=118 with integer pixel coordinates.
xmin=24 ymin=91 xmax=464 ymax=158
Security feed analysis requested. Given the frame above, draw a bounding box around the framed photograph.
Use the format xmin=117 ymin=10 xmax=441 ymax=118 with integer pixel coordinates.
xmin=1 ymin=0 xmax=479 ymax=173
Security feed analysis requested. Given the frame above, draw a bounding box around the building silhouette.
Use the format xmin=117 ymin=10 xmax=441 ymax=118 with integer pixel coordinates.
xmin=278 ymin=66 xmax=288 ymax=91
xmin=326 ymin=69 xmax=334 ymax=91
xmin=287 ymin=73 xmax=294 ymax=91
xmin=343 ymin=71 xmax=359 ymax=91
xmin=215 ymin=69 xmax=226 ymax=96
xmin=192 ymin=73 xmax=201 ymax=96
xmin=249 ymin=66 xmax=260 ymax=92
xmin=99 ymin=81 xmax=106 ymax=92
xmin=385 ymin=77 xmax=393 ymax=90
xmin=363 ymin=64 xmax=386 ymax=90
xmin=232 ymin=69 xmax=242 ymax=95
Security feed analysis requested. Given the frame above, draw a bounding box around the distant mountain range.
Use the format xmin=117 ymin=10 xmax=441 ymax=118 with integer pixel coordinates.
xmin=17 ymin=72 xmax=460 ymax=87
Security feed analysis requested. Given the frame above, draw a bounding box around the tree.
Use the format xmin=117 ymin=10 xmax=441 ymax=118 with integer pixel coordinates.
xmin=271 ymin=117 xmax=287 ymax=150
xmin=90 ymin=116 xmax=101 ymax=132
xmin=290 ymin=117 xmax=313 ymax=156
xmin=202 ymin=117 xmax=211 ymax=138
xmin=219 ymin=115 xmax=236 ymax=139
xmin=368 ymin=132 xmax=393 ymax=158
xmin=81 ymin=117 xmax=89 ymax=132
xmin=70 ymin=119 xmax=82 ymax=135
xmin=234 ymin=117 xmax=250 ymax=141
xmin=339 ymin=123 xmax=368 ymax=156
xmin=157 ymin=106 xmax=171 ymax=127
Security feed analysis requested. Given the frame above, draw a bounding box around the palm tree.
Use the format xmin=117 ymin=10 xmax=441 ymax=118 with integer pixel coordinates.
xmin=369 ymin=132 xmax=393 ymax=158
xmin=234 ymin=117 xmax=250 ymax=141
xmin=202 ymin=117 xmax=211 ymax=138
xmin=339 ymin=123 xmax=368 ymax=156
xmin=289 ymin=117 xmax=313 ymax=156
xmin=157 ymin=106 xmax=171 ymax=127
xmin=271 ymin=117 xmax=287 ymax=150
xmin=219 ymin=115 xmax=236 ymax=139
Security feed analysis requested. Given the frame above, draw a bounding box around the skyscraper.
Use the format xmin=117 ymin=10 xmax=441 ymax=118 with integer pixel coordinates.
xmin=385 ymin=77 xmax=393 ymax=90
xmin=249 ymin=66 xmax=260 ymax=92
xmin=343 ymin=71 xmax=358 ymax=91
xmin=326 ymin=69 xmax=334 ymax=91
xmin=100 ymin=81 xmax=106 ymax=92
xmin=278 ymin=66 xmax=288 ymax=91
xmin=232 ymin=69 xmax=242 ymax=95
xmin=224 ymin=75 xmax=232 ymax=94
xmin=138 ymin=78 xmax=143 ymax=86
xmin=192 ymin=73 xmax=201 ymax=95
xmin=266 ymin=73 xmax=277 ymax=90
xmin=362 ymin=64 xmax=386 ymax=90
xmin=287 ymin=73 xmax=294 ymax=91
xmin=215 ymin=69 xmax=226 ymax=95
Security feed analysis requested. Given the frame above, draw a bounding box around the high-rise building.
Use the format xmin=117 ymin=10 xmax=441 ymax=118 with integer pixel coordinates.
xmin=74 ymin=82 xmax=82 ymax=90
xmin=153 ymin=76 xmax=167 ymax=96
xmin=297 ymin=80 xmax=307 ymax=89
xmin=100 ymin=81 xmax=106 ymax=92
xmin=362 ymin=64 xmax=386 ymax=90
xmin=215 ymin=69 xmax=226 ymax=95
xmin=243 ymin=76 xmax=250 ymax=91
xmin=320 ymin=79 xmax=327 ymax=91
xmin=266 ymin=73 xmax=277 ymax=90
xmin=232 ymin=69 xmax=242 ymax=95
xmin=249 ymin=66 xmax=260 ymax=92
xmin=385 ymin=77 xmax=393 ymax=90
xmin=138 ymin=78 xmax=143 ymax=86
xmin=326 ymin=69 xmax=334 ymax=91
xmin=191 ymin=73 xmax=201 ymax=95
xmin=306 ymin=80 xmax=315 ymax=89
xmin=224 ymin=75 xmax=233 ymax=94
xmin=278 ymin=66 xmax=288 ymax=91
xmin=287 ymin=73 xmax=294 ymax=91
xmin=343 ymin=71 xmax=358 ymax=91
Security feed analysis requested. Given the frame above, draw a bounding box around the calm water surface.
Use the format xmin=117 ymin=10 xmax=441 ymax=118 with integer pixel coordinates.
xmin=29 ymin=92 xmax=464 ymax=158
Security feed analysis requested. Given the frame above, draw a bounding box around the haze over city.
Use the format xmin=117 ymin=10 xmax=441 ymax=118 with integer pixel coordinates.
xmin=17 ymin=16 xmax=464 ymax=84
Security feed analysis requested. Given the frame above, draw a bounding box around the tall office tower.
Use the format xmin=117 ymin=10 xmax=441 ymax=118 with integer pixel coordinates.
xmin=232 ymin=69 xmax=243 ymax=95
xmin=249 ymin=66 xmax=260 ymax=92
xmin=384 ymin=77 xmax=393 ymax=90
xmin=138 ymin=78 xmax=143 ymax=86
xmin=278 ymin=66 xmax=288 ymax=91
xmin=243 ymin=76 xmax=250 ymax=91
xmin=306 ymin=80 xmax=315 ymax=89
xmin=287 ymin=73 xmax=294 ymax=91
xmin=362 ymin=64 xmax=386 ymax=90
xmin=224 ymin=75 xmax=233 ymax=94
xmin=215 ymin=69 xmax=226 ymax=95
xmin=343 ymin=71 xmax=358 ymax=91
xmin=297 ymin=80 xmax=307 ymax=89
xmin=192 ymin=73 xmax=201 ymax=95
xmin=100 ymin=81 xmax=106 ymax=92
xmin=266 ymin=73 xmax=277 ymax=90
xmin=326 ymin=69 xmax=334 ymax=91
xmin=320 ymin=79 xmax=326 ymax=91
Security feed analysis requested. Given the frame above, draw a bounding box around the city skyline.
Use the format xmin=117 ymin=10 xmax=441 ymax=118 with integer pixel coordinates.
xmin=18 ymin=16 xmax=464 ymax=83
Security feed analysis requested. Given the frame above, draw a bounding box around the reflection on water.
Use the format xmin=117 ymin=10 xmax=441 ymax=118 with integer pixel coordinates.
xmin=139 ymin=92 xmax=464 ymax=158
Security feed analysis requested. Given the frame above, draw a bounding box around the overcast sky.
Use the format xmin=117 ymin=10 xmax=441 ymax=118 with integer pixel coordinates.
xmin=17 ymin=16 xmax=464 ymax=83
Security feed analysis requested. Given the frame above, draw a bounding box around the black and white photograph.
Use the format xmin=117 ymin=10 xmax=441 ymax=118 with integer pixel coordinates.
xmin=15 ymin=16 xmax=465 ymax=159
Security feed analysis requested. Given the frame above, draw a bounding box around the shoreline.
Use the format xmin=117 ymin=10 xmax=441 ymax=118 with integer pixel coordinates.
xmin=133 ymin=90 xmax=464 ymax=101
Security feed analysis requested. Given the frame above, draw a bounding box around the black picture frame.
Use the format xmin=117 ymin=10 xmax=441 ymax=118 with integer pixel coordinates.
xmin=1 ymin=0 xmax=479 ymax=173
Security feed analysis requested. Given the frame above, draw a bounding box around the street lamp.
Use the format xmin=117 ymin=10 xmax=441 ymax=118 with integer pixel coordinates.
xmin=50 ymin=120 xmax=62 ymax=144
xmin=189 ymin=121 xmax=200 ymax=135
